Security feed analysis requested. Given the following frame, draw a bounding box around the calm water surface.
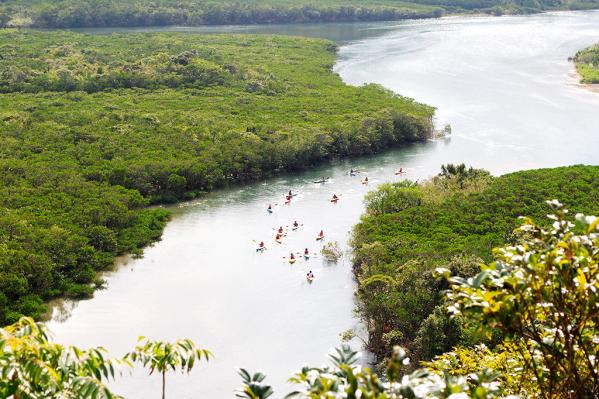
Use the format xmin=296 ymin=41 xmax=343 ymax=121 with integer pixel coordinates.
xmin=49 ymin=11 xmax=599 ymax=398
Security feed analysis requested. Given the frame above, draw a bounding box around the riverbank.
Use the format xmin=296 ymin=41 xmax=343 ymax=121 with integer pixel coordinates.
xmin=0 ymin=29 xmax=434 ymax=326
xmin=571 ymin=70 xmax=599 ymax=93
xmin=351 ymin=165 xmax=599 ymax=365
xmin=2 ymin=0 xmax=599 ymax=28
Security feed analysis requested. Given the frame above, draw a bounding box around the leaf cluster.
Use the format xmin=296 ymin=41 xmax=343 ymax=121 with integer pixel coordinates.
xmin=352 ymin=165 xmax=599 ymax=364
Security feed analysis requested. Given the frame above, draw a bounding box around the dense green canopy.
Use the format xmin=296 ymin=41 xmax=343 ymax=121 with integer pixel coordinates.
xmin=351 ymin=165 xmax=599 ymax=364
xmin=0 ymin=30 xmax=434 ymax=325
xmin=1 ymin=0 xmax=598 ymax=28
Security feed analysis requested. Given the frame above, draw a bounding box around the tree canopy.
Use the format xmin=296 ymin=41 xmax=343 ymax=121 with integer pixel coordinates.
xmin=351 ymin=165 xmax=599 ymax=365
xmin=0 ymin=30 xmax=434 ymax=325
xmin=1 ymin=0 xmax=598 ymax=28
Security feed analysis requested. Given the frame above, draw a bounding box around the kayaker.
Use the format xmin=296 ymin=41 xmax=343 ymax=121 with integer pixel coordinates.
xmin=275 ymin=233 xmax=282 ymax=240
xmin=267 ymin=204 xmax=272 ymax=210
xmin=286 ymin=195 xmax=292 ymax=202
xmin=259 ymin=241 xmax=265 ymax=248
xmin=332 ymin=194 xmax=338 ymax=200
xmin=319 ymin=229 xmax=324 ymax=237
xmin=293 ymin=221 xmax=299 ymax=228
xmin=288 ymin=190 xmax=292 ymax=196
xmin=278 ymin=226 xmax=284 ymax=234
xmin=307 ymin=271 xmax=314 ymax=279
xmin=290 ymin=253 xmax=295 ymax=260
xmin=304 ymin=248 xmax=309 ymax=255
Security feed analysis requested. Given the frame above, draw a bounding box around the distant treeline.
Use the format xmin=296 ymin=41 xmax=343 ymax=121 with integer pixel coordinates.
xmin=0 ymin=30 xmax=434 ymax=325
xmin=351 ymin=164 xmax=599 ymax=365
xmin=1 ymin=0 xmax=598 ymax=28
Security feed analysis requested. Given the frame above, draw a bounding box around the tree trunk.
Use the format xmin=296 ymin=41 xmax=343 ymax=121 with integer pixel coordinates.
xmin=162 ymin=370 xmax=166 ymax=399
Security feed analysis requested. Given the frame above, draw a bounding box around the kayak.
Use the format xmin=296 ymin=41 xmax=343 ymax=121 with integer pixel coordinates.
xmin=275 ymin=238 xmax=283 ymax=244
xmin=292 ymin=226 xmax=299 ymax=231
xmin=289 ymin=258 xmax=296 ymax=264
xmin=306 ymin=276 xmax=314 ymax=283
xmin=267 ymin=208 xmax=273 ymax=213
xmin=330 ymin=198 xmax=339 ymax=203
xmin=304 ymin=255 xmax=310 ymax=260
xmin=361 ymin=180 xmax=369 ymax=185
xmin=316 ymin=235 xmax=324 ymax=241
xmin=256 ymin=247 xmax=266 ymax=252
xmin=313 ymin=177 xmax=329 ymax=184
xmin=395 ymin=171 xmax=405 ymax=175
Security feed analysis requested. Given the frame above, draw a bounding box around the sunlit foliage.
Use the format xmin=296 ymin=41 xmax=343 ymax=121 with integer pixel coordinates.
xmin=0 ymin=317 xmax=210 ymax=399
xmin=351 ymin=165 xmax=599 ymax=364
xmin=573 ymin=43 xmax=599 ymax=83
xmin=442 ymin=201 xmax=599 ymax=398
xmin=0 ymin=317 xmax=128 ymax=399
xmin=126 ymin=338 xmax=211 ymax=399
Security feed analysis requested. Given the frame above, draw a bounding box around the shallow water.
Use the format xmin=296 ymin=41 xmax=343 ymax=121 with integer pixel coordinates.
xmin=48 ymin=11 xmax=599 ymax=399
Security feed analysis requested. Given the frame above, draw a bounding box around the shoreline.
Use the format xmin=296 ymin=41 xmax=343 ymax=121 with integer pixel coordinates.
xmin=5 ymin=7 xmax=599 ymax=30
xmin=569 ymin=67 xmax=599 ymax=94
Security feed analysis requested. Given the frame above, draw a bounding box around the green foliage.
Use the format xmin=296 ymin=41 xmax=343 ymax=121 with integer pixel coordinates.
xmin=126 ymin=337 xmax=211 ymax=399
xmin=0 ymin=317 xmax=129 ymax=399
xmin=321 ymin=241 xmax=343 ymax=263
xmin=573 ymin=43 xmax=599 ymax=83
xmin=424 ymin=344 xmax=532 ymax=396
xmin=443 ymin=202 xmax=599 ymax=398
xmin=0 ymin=30 xmax=434 ymax=325
xmin=0 ymin=317 xmax=212 ymax=398
xmin=236 ymin=368 xmax=274 ymax=399
xmin=1 ymin=0 xmax=597 ymax=28
xmin=352 ymin=165 xmax=599 ymax=364
xmin=281 ymin=345 xmax=509 ymax=399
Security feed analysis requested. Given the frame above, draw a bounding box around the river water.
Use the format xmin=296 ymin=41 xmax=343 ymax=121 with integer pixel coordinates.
xmin=48 ymin=11 xmax=599 ymax=398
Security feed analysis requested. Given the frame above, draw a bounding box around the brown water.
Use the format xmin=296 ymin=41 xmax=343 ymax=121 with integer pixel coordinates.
xmin=48 ymin=10 xmax=599 ymax=399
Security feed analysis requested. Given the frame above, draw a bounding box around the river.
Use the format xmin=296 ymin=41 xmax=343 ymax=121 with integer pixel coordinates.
xmin=47 ymin=10 xmax=599 ymax=398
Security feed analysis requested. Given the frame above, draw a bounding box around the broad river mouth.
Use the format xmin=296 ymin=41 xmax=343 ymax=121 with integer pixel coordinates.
xmin=47 ymin=11 xmax=599 ymax=398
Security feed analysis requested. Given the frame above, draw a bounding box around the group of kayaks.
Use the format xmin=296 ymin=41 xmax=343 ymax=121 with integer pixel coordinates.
xmin=257 ymin=167 xmax=406 ymax=283
xmin=255 ymin=211 xmax=324 ymax=283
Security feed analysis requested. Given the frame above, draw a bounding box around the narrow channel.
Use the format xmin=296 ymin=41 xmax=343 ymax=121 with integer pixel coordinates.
xmin=47 ymin=10 xmax=599 ymax=398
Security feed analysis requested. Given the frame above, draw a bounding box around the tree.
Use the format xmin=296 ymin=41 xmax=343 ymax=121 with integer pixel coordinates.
xmin=0 ymin=317 xmax=128 ymax=399
xmin=125 ymin=337 xmax=212 ymax=399
xmin=280 ymin=344 xmax=508 ymax=399
xmin=441 ymin=200 xmax=599 ymax=398
xmin=235 ymin=368 xmax=273 ymax=399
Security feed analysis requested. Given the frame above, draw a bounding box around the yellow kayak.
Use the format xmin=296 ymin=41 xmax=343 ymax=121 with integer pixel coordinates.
xmin=289 ymin=258 xmax=296 ymax=264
